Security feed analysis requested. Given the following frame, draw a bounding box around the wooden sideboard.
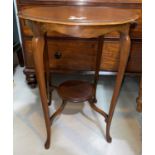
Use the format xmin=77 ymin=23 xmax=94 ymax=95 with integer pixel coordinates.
xmin=16 ymin=0 xmax=142 ymax=109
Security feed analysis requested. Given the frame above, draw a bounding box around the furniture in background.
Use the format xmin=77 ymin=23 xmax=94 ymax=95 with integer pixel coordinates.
xmin=19 ymin=6 xmax=138 ymax=149
xmin=16 ymin=0 xmax=142 ymax=112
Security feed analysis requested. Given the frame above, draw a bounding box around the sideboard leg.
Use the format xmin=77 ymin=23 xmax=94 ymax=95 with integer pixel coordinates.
xmin=106 ymin=31 xmax=131 ymax=143
xmin=136 ymin=77 xmax=142 ymax=112
xmin=24 ymin=69 xmax=37 ymax=88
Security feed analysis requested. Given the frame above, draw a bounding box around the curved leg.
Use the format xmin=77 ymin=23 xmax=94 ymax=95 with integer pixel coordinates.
xmin=88 ymin=100 xmax=108 ymax=121
xmin=32 ymin=35 xmax=51 ymax=149
xmin=106 ymin=32 xmax=131 ymax=143
xmin=50 ymin=100 xmax=67 ymax=124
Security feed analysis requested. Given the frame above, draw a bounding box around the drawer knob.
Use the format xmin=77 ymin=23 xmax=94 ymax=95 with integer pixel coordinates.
xmin=54 ymin=51 xmax=62 ymax=59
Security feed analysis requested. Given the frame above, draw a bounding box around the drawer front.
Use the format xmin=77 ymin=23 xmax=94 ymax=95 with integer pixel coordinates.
xmin=24 ymin=39 xmax=97 ymax=70
xmin=101 ymin=40 xmax=142 ymax=72
xmin=23 ymin=38 xmax=141 ymax=72
xmin=48 ymin=39 xmax=97 ymax=70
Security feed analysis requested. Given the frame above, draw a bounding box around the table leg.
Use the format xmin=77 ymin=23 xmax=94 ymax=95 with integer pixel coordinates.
xmin=106 ymin=32 xmax=131 ymax=142
xmin=44 ymin=35 xmax=52 ymax=106
xmin=136 ymin=77 xmax=142 ymax=112
xmin=93 ymin=36 xmax=104 ymax=103
xmin=32 ymin=36 xmax=51 ymax=149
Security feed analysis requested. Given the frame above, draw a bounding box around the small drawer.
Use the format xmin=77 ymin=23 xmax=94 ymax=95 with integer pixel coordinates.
xmin=48 ymin=39 xmax=97 ymax=71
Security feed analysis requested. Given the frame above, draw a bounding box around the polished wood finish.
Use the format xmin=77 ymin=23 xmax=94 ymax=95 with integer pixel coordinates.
xmin=18 ymin=6 xmax=138 ymax=149
xmin=24 ymin=38 xmax=142 ymax=72
xmin=58 ymin=80 xmax=94 ymax=102
xmin=19 ymin=6 xmax=138 ymax=25
xmin=106 ymin=31 xmax=131 ymax=142
xmin=17 ymin=0 xmax=142 ymax=8
xmin=16 ymin=0 xmax=142 ymax=88
xmin=31 ymin=25 xmax=51 ymax=148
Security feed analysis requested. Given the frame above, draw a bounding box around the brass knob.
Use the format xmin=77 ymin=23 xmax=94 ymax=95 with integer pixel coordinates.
xmin=54 ymin=51 xmax=62 ymax=59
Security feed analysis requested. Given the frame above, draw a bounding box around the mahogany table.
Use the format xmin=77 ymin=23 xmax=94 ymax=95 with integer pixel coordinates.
xmin=18 ymin=6 xmax=138 ymax=149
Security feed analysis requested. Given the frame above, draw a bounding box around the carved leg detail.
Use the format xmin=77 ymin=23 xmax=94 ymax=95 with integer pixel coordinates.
xmin=106 ymin=32 xmax=131 ymax=143
xmin=32 ymin=36 xmax=51 ymax=149
xmin=50 ymin=100 xmax=67 ymax=124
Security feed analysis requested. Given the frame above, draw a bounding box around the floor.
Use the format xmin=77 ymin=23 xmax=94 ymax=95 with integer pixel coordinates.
xmin=13 ymin=66 xmax=142 ymax=155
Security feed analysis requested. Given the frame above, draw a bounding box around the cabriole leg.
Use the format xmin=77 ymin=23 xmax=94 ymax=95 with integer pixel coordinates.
xmin=106 ymin=31 xmax=131 ymax=143
xmin=32 ymin=35 xmax=51 ymax=149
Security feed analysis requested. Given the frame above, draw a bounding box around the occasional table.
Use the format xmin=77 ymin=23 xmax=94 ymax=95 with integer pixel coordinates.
xmin=18 ymin=6 xmax=138 ymax=149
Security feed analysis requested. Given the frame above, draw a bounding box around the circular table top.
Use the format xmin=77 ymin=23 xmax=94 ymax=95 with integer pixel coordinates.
xmin=18 ymin=6 xmax=138 ymax=26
